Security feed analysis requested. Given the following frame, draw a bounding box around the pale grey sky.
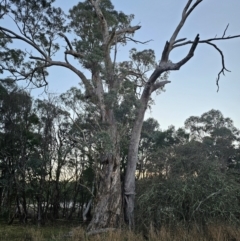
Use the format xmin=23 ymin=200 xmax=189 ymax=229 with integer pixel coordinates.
xmin=113 ymin=0 xmax=240 ymax=130
xmin=3 ymin=0 xmax=240 ymax=130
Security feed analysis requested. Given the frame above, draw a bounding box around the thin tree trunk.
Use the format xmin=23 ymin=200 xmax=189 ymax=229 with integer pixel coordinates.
xmin=36 ymin=195 xmax=43 ymax=227
xmin=83 ymin=199 xmax=92 ymax=222
xmin=67 ymin=182 xmax=79 ymax=220
xmin=21 ymin=195 xmax=28 ymax=224
xmin=124 ymin=96 xmax=149 ymax=228
xmin=52 ymin=171 xmax=60 ymax=219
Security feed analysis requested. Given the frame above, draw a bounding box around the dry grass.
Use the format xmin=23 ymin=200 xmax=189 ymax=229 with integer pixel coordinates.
xmin=69 ymin=224 xmax=240 ymax=241
xmin=0 ymin=222 xmax=240 ymax=241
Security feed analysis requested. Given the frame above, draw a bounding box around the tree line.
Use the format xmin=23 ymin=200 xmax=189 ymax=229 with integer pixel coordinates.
xmin=0 ymin=80 xmax=239 ymax=230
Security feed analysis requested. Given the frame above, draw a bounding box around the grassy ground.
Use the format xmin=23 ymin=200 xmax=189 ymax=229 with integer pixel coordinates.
xmin=0 ymin=221 xmax=240 ymax=241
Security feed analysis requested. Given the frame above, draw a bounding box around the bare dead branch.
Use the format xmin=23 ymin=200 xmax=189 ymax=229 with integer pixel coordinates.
xmin=58 ymin=32 xmax=73 ymax=50
xmin=124 ymin=36 xmax=152 ymax=44
xmin=160 ymin=41 xmax=170 ymax=63
xmin=171 ymin=34 xmax=200 ymax=69
xmin=184 ymin=0 xmax=203 ymax=19
xmin=159 ymin=0 xmax=203 ymax=64
xmin=88 ymin=0 xmax=115 ymax=86
xmin=159 ymin=34 xmax=200 ymax=75
xmin=47 ymin=37 xmax=52 ymax=57
xmin=194 ymin=189 xmax=222 ymax=213
xmin=139 ymin=35 xmax=195 ymax=94
xmin=205 ymin=42 xmax=230 ymax=92
xmin=79 ymin=183 xmax=95 ymax=197
xmin=182 ymin=0 xmax=193 ymax=18
xmin=64 ymin=52 xmax=69 ymax=65
xmin=115 ymin=26 xmax=141 ymax=36
xmin=151 ymin=80 xmax=171 ymax=93
xmin=172 ymin=30 xmax=240 ymax=90
xmin=222 ymin=24 xmax=229 ymax=38
xmin=29 ymin=56 xmax=46 ymax=61
xmin=173 ymin=34 xmax=240 ymax=48
xmin=64 ymin=49 xmax=85 ymax=59
xmin=165 ymin=0 xmax=203 ymax=59
xmin=174 ymin=38 xmax=187 ymax=44
xmin=112 ymin=36 xmax=118 ymax=74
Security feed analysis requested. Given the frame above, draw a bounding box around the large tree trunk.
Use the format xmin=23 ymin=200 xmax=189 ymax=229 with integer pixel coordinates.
xmin=87 ymin=153 xmax=122 ymax=231
xmin=87 ymin=110 xmax=122 ymax=231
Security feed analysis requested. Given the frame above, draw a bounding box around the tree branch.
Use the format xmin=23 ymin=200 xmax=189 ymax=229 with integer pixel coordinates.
xmin=174 ymin=38 xmax=187 ymax=44
xmin=222 ymin=24 xmax=229 ymax=38
xmin=172 ymin=32 xmax=240 ymax=90
xmin=161 ymin=0 xmax=203 ymax=63
xmin=79 ymin=183 xmax=95 ymax=197
xmin=115 ymin=26 xmax=141 ymax=36
xmin=0 ymin=25 xmax=48 ymax=59
xmin=64 ymin=49 xmax=85 ymax=59
xmin=58 ymin=33 xmax=86 ymax=59
xmin=159 ymin=34 xmax=200 ymax=73
xmin=205 ymin=42 xmax=230 ymax=92
xmin=170 ymin=34 xmax=200 ymax=70
xmin=173 ymin=34 xmax=240 ymax=48
xmin=151 ymin=81 xmax=171 ymax=93
xmin=193 ymin=189 xmax=222 ymax=213
xmin=88 ymin=0 xmax=109 ymax=42
xmin=123 ymin=36 xmax=152 ymax=44
xmin=58 ymin=32 xmax=73 ymax=50
xmin=27 ymin=56 xmax=95 ymax=95
xmin=0 ymin=0 xmax=9 ymax=19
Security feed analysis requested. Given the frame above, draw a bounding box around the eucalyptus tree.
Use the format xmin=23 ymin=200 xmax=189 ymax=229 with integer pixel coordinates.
xmin=134 ymin=118 xmax=190 ymax=180
xmin=0 ymin=79 xmax=39 ymax=223
xmin=185 ymin=109 xmax=240 ymax=167
xmin=136 ymin=112 xmax=240 ymax=229
xmin=31 ymin=97 xmax=73 ymax=224
xmin=0 ymin=0 xmax=240 ymax=231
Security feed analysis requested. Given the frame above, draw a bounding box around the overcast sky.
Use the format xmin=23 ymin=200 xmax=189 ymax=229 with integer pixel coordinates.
xmin=4 ymin=0 xmax=240 ymax=130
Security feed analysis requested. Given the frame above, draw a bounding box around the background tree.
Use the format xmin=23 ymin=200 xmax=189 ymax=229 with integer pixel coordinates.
xmin=185 ymin=109 xmax=240 ymax=167
xmin=136 ymin=111 xmax=240 ymax=231
xmin=0 ymin=79 xmax=39 ymax=224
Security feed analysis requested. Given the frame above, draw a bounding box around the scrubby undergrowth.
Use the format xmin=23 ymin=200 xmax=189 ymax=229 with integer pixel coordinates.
xmin=1 ymin=222 xmax=240 ymax=241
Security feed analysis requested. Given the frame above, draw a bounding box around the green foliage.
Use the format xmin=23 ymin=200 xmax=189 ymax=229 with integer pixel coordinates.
xmin=135 ymin=110 xmax=240 ymax=230
xmin=69 ymin=0 xmax=133 ymax=69
xmin=0 ymin=0 xmax=67 ymax=86
xmin=114 ymin=80 xmax=139 ymax=124
xmin=136 ymin=157 xmax=240 ymax=229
